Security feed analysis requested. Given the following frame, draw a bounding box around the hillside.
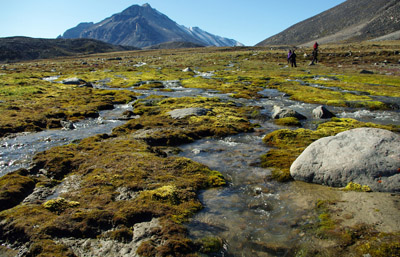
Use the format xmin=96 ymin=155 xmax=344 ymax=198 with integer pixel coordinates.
xmin=257 ymin=0 xmax=400 ymax=46
xmin=0 ymin=37 xmax=137 ymax=63
xmin=60 ymin=3 xmax=242 ymax=48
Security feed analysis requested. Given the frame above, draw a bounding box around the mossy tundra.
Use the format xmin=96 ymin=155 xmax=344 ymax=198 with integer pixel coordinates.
xmin=1 ymin=41 xmax=400 ymax=256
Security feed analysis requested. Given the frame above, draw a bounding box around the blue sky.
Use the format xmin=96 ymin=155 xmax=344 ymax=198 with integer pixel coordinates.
xmin=1 ymin=0 xmax=346 ymax=46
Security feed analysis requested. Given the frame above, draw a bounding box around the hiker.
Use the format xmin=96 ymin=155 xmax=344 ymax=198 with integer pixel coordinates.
xmin=310 ymin=42 xmax=319 ymax=65
xmin=289 ymin=50 xmax=297 ymax=67
xmin=287 ymin=50 xmax=292 ymax=64
xmin=311 ymin=49 xmax=318 ymax=65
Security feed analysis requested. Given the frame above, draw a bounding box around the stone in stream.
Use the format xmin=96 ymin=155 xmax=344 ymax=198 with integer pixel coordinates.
xmin=290 ymin=128 xmax=400 ymax=192
xmin=168 ymin=107 xmax=211 ymax=119
xmin=312 ymin=105 xmax=336 ymax=119
xmin=272 ymin=105 xmax=307 ymax=120
xmin=182 ymin=67 xmax=193 ymax=72
xmin=61 ymin=77 xmax=87 ymax=85
xmin=60 ymin=120 xmax=75 ymax=130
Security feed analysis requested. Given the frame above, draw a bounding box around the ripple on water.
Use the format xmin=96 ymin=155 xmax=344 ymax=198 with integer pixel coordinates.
xmin=339 ymin=109 xmax=400 ymax=124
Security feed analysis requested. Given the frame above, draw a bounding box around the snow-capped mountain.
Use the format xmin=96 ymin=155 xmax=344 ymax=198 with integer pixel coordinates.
xmin=60 ymin=3 xmax=243 ymax=48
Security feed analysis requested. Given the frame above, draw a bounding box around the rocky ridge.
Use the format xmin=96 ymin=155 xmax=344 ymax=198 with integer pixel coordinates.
xmin=0 ymin=37 xmax=137 ymax=63
xmin=257 ymin=0 xmax=400 ymax=46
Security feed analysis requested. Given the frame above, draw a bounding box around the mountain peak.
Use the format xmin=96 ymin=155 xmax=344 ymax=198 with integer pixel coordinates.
xmin=120 ymin=4 xmax=147 ymax=15
xmin=60 ymin=4 xmax=242 ymax=48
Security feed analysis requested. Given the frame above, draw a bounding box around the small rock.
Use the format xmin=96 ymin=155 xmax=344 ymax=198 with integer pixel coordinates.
xmin=60 ymin=120 xmax=75 ymax=130
xmin=182 ymin=67 xmax=193 ymax=72
xmin=168 ymin=107 xmax=211 ymax=119
xmin=116 ymin=187 xmax=139 ymax=201
xmin=312 ymin=105 xmax=336 ymax=119
xmin=23 ymin=186 xmax=55 ymax=203
xmin=62 ymin=78 xmax=87 ymax=85
xmin=118 ymin=110 xmax=137 ymax=121
xmin=360 ymin=70 xmax=374 ymax=74
xmin=79 ymin=82 xmax=94 ymax=88
xmin=272 ymin=106 xmax=307 ymax=120
xmin=132 ymin=218 xmax=161 ymax=243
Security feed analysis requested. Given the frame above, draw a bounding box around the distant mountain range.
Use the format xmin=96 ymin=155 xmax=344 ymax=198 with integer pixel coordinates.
xmin=60 ymin=3 xmax=243 ymax=48
xmin=0 ymin=37 xmax=137 ymax=62
xmin=257 ymin=0 xmax=400 ymax=46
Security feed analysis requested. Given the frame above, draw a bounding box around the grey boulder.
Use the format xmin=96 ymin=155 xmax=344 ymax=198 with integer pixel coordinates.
xmin=290 ymin=128 xmax=400 ymax=192
xmin=272 ymin=105 xmax=307 ymax=120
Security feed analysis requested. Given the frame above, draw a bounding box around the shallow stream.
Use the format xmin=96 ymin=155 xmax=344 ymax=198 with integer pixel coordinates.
xmin=1 ymin=78 xmax=399 ymax=256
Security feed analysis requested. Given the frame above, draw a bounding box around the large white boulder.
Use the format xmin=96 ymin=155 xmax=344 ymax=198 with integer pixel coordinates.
xmin=290 ymin=128 xmax=400 ymax=192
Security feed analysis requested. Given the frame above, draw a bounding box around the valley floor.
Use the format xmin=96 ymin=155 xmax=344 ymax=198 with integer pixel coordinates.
xmin=0 ymin=41 xmax=399 ymax=256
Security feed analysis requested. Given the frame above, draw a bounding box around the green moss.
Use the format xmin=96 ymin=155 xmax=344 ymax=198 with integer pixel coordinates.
xmin=0 ymin=204 xmax=58 ymax=245
xmin=343 ymin=182 xmax=372 ymax=192
xmin=274 ymin=117 xmax=301 ymax=127
xmin=196 ymin=236 xmax=223 ymax=254
xmin=141 ymin=185 xmax=180 ymax=204
xmin=269 ymin=81 xmax=391 ymax=110
xmin=102 ymin=226 xmax=133 ymax=243
xmin=0 ymin=133 xmax=226 ymax=254
xmin=33 ymin=144 xmax=79 ymax=180
xmin=0 ymin=169 xmax=36 ymax=211
xmin=313 ymin=200 xmax=340 ymax=239
xmin=206 ymin=170 xmax=226 ymax=187
xmin=299 ymin=199 xmax=400 ymax=256
xmin=28 ymin=239 xmax=75 ymax=257
xmin=42 ymin=198 xmax=80 ymax=214
xmin=357 ymin=234 xmax=400 ymax=257
xmin=136 ymin=240 xmax=158 ymax=256
xmin=0 ymin=79 xmax=137 ymax=137
xmin=317 ymin=213 xmax=336 ymax=234
xmin=113 ymin=96 xmax=254 ymax=143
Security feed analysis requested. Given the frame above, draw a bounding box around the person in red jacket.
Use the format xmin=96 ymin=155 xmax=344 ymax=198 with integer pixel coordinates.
xmin=310 ymin=42 xmax=319 ymax=65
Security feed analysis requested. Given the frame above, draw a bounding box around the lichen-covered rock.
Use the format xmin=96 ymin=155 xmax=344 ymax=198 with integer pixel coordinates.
xmin=290 ymin=128 xmax=400 ymax=192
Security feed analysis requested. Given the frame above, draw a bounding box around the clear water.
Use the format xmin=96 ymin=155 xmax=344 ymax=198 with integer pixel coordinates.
xmin=178 ymin=129 xmax=305 ymax=256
